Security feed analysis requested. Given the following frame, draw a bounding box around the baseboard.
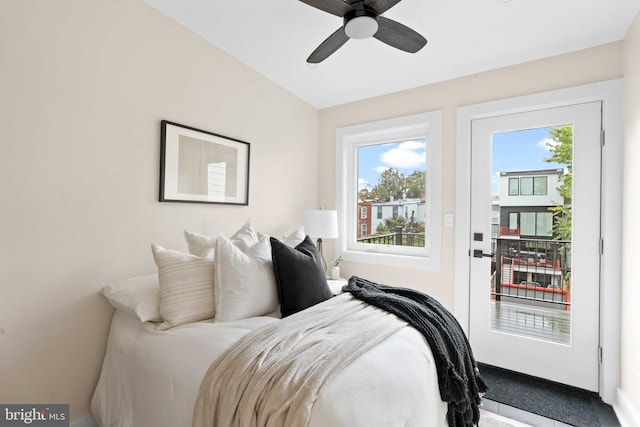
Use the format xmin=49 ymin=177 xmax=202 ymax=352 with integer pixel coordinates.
xmin=70 ymin=415 xmax=97 ymax=427
xmin=614 ymin=388 xmax=640 ymax=427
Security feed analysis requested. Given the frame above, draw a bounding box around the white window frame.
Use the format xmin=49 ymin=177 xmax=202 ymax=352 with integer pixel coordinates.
xmin=336 ymin=111 xmax=442 ymax=270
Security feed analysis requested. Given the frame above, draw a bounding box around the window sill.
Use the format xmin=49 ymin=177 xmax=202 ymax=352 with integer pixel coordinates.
xmin=340 ymin=248 xmax=440 ymax=270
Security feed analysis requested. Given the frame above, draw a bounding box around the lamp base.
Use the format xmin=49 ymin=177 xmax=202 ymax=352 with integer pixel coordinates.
xmin=316 ymin=238 xmax=327 ymax=273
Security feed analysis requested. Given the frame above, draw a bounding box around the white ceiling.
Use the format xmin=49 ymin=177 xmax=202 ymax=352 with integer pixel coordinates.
xmin=145 ymin=0 xmax=640 ymax=109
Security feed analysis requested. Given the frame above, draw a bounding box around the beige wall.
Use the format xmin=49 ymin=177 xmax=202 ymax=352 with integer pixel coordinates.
xmin=0 ymin=0 xmax=318 ymax=421
xmin=621 ymin=11 xmax=640 ymax=425
xmin=2 ymin=0 xmax=637 ymax=423
xmin=319 ymin=42 xmax=623 ymax=308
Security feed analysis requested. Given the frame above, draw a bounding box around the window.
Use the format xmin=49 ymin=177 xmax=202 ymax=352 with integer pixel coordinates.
xmin=536 ymin=212 xmax=553 ymax=236
xmin=520 ymin=177 xmax=534 ymax=195
xmin=508 ymin=176 xmax=548 ymax=196
xmin=520 ymin=212 xmax=536 ymax=235
xmin=518 ymin=212 xmax=553 ymax=237
xmin=360 ymin=206 xmax=368 ymax=219
xmin=509 ymin=212 xmax=518 ymax=230
xmin=509 ymin=178 xmax=519 ymax=196
xmin=336 ymin=111 xmax=442 ymax=269
xmin=534 ymin=176 xmax=547 ymax=195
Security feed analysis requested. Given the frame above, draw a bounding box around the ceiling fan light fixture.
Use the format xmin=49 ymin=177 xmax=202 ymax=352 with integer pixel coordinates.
xmin=302 ymin=0 xmax=426 ymax=63
xmin=345 ymin=16 xmax=378 ymax=39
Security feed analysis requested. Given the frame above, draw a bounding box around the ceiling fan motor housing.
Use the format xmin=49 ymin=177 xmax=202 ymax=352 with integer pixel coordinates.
xmin=344 ymin=5 xmax=379 ymax=39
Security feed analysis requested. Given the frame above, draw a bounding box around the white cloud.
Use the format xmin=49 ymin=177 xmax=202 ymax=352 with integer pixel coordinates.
xmin=538 ymin=137 xmax=557 ymax=152
xmin=358 ymin=178 xmax=370 ymax=190
xmin=398 ymin=140 xmax=427 ymax=151
xmin=379 ymin=139 xmax=426 ymax=169
xmin=375 ymin=166 xmax=390 ymax=174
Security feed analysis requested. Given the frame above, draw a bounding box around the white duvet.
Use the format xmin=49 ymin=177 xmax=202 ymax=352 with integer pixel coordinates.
xmin=91 ymin=304 xmax=448 ymax=427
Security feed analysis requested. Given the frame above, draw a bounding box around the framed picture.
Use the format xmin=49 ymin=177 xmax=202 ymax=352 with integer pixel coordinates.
xmin=159 ymin=120 xmax=250 ymax=205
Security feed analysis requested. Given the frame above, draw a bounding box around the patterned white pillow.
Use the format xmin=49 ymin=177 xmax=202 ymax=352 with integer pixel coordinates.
xmin=151 ymin=244 xmax=215 ymax=331
xmin=214 ymin=234 xmax=279 ymax=322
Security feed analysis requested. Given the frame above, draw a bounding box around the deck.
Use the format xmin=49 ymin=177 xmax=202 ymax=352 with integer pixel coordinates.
xmin=490 ymin=300 xmax=571 ymax=345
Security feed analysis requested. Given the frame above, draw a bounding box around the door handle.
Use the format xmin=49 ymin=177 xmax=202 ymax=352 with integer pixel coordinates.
xmin=473 ymin=249 xmax=493 ymax=258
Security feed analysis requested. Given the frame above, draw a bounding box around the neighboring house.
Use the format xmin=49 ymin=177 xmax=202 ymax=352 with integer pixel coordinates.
xmin=493 ymin=169 xmax=570 ymax=310
xmin=357 ymin=201 xmax=371 ymax=237
xmin=357 ymin=195 xmax=426 ymax=238
xmin=498 ymin=168 xmax=566 ymax=240
xmin=491 ymin=196 xmax=500 ymax=251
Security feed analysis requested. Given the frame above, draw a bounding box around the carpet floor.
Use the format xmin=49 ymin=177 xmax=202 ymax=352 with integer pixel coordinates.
xmin=478 ymin=364 xmax=620 ymax=427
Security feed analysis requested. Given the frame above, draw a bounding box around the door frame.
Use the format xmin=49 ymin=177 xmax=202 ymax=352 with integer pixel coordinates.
xmin=453 ymin=79 xmax=623 ymax=403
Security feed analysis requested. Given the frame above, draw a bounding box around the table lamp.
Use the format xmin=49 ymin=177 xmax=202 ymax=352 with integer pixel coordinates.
xmin=303 ymin=209 xmax=339 ymax=273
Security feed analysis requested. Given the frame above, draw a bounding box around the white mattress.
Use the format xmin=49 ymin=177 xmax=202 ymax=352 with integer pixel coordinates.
xmin=91 ymin=309 xmax=448 ymax=427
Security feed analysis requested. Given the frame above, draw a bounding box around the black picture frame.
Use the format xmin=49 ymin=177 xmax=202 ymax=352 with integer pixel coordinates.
xmin=159 ymin=120 xmax=250 ymax=205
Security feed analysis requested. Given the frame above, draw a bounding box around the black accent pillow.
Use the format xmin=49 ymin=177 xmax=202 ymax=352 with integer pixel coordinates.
xmin=270 ymin=235 xmax=332 ymax=317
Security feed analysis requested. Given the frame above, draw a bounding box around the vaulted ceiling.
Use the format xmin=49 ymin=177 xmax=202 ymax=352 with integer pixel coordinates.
xmin=145 ymin=0 xmax=640 ymax=109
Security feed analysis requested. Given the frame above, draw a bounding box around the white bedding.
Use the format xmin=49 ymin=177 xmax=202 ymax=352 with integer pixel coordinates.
xmin=91 ymin=306 xmax=448 ymax=427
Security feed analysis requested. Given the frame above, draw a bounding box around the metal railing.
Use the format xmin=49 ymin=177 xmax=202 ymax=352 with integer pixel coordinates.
xmin=357 ymin=227 xmax=425 ymax=247
xmin=493 ymin=238 xmax=571 ymax=311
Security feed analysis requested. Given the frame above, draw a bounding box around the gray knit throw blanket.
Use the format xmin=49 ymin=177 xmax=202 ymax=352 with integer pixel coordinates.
xmin=343 ymin=276 xmax=487 ymax=427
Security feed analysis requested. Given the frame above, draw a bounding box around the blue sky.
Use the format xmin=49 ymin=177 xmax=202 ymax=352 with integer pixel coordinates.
xmin=357 ymin=127 xmax=568 ymax=195
xmin=358 ymin=138 xmax=427 ymax=191
xmin=492 ymin=127 xmax=566 ymax=195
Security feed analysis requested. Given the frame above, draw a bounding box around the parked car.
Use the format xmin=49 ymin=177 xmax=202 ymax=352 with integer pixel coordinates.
xmin=520 ymin=281 xmax=541 ymax=287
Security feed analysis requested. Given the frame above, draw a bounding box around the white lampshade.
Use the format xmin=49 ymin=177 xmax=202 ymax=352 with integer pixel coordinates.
xmin=303 ymin=210 xmax=339 ymax=239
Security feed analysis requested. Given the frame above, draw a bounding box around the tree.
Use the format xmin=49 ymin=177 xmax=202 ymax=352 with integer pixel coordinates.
xmin=362 ymin=167 xmax=426 ymax=238
xmin=371 ymin=168 xmax=405 ymax=200
xmin=545 ymin=125 xmax=572 ymax=240
xmin=358 ymin=188 xmax=371 ymax=201
xmin=405 ymin=170 xmax=426 ymax=199
xmin=376 ymin=216 xmax=407 ymax=234
xmin=368 ymin=168 xmax=426 ymax=201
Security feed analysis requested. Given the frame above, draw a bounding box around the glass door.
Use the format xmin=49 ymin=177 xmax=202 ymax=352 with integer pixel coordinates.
xmin=468 ymin=102 xmax=602 ymax=391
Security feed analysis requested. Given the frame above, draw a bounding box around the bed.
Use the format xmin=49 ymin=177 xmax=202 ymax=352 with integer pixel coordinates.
xmin=92 ymin=222 xmax=484 ymax=427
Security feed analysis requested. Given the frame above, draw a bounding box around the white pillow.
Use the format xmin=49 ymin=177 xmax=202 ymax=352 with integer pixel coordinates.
xmin=283 ymin=225 xmax=306 ymax=247
xmin=183 ymin=220 xmax=260 ymax=256
xmin=184 ymin=230 xmax=217 ymax=257
xmin=151 ymin=244 xmax=215 ymax=331
xmin=228 ymin=220 xmax=260 ymax=251
xmin=214 ymin=234 xmax=279 ymax=322
xmin=100 ymin=274 xmax=162 ymax=322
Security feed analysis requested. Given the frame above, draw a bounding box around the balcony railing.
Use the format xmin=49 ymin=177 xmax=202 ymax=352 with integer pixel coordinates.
xmin=492 ymin=238 xmax=571 ymax=311
xmin=500 ymin=227 xmax=520 ymax=237
xmin=357 ymin=227 xmax=425 ymax=247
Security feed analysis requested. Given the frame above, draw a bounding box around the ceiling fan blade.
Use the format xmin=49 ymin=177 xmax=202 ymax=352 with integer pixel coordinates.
xmin=373 ymin=16 xmax=427 ymax=53
xmin=307 ymin=27 xmax=350 ymax=63
xmin=364 ymin=0 xmax=402 ymax=14
xmin=299 ymin=0 xmax=355 ymax=17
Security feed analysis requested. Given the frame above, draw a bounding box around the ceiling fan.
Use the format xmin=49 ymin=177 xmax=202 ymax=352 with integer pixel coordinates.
xmin=299 ymin=0 xmax=427 ymax=63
